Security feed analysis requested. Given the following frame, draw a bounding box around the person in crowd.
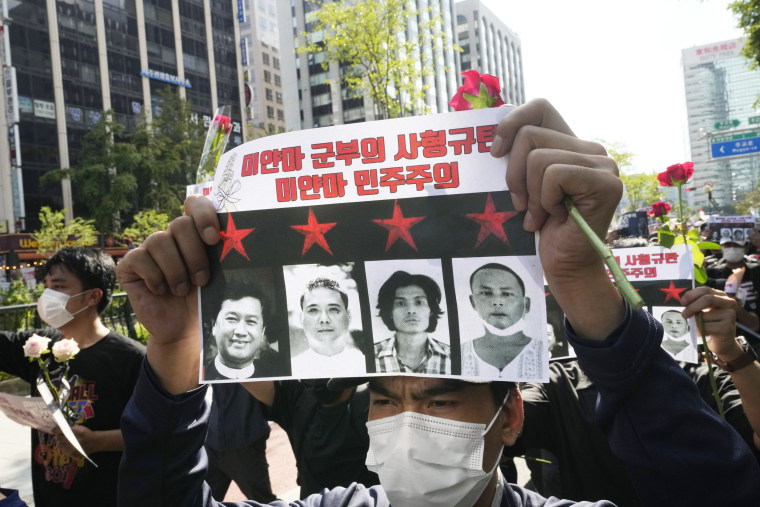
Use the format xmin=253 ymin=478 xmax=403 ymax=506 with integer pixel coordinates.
xmin=290 ymin=278 xmax=366 ymax=378
xmin=241 ymin=379 xmax=379 ymax=498
xmin=0 ymin=247 xmax=145 ymax=507
xmin=508 ymin=286 xmax=760 ymax=505
xmin=115 ymin=99 xmax=760 ymax=506
xmin=203 ymin=280 xmax=279 ymax=380
xmin=204 ymin=383 xmax=276 ymax=502
xmin=373 ymin=270 xmax=450 ymax=374
xmin=461 ymin=262 xmax=543 ymax=379
xmin=707 ymin=236 xmax=760 ymax=332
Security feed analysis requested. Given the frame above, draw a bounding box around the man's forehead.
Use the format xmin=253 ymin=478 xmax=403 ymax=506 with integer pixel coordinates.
xmin=219 ymin=296 xmax=262 ymax=313
xmin=369 ymin=376 xmax=485 ymax=398
xmin=472 ymin=268 xmax=520 ymax=287
xmin=303 ymin=287 xmax=345 ymax=307
xmin=44 ymin=264 xmax=72 ymax=282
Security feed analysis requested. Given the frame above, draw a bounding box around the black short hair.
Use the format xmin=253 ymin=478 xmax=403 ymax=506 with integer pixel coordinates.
xmin=39 ymin=247 xmax=115 ymax=313
xmin=376 ymin=271 xmax=443 ymax=332
xmin=300 ymin=278 xmax=349 ymax=309
xmin=212 ymin=280 xmax=270 ymax=327
xmin=661 ymin=309 xmax=688 ymax=327
xmin=367 ymin=378 xmax=515 ymax=408
xmin=469 ymin=263 xmax=525 ymax=296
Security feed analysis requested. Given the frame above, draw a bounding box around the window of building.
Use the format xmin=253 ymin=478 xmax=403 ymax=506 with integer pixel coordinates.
xmin=264 ymin=70 xmax=271 ymax=83
xmin=277 ymin=109 xmax=284 ymax=121
xmin=267 ymin=105 xmax=274 ymax=118
xmin=273 ymin=57 xmax=280 ymax=69
xmin=274 ymin=74 xmax=281 ymax=86
xmin=276 ymin=92 xmax=283 ymax=104
xmin=265 ymin=88 xmax=273 ymax=100
xmin=262 ymin=53 xmax=270 ymax=65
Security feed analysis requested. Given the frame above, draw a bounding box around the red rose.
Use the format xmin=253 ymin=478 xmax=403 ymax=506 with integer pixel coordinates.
xmin=449 ymin=70 xmax=505 ymax=111
xmin=214 ymin=114 xmax=232 ymax=135
xmin=648 ymin=201 xmax=671 ymax=217
xmin=657 ymin=162 xmax=694 ymax=187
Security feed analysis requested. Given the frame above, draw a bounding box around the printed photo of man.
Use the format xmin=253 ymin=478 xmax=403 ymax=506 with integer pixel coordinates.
xmin=653 ymin=306 xmax=698 ymax=364
xmin=454 ymin=257 xmax=546 ymax=381
xmin=202 ymin=280 xmax=280 ymax=380
xmin=367 ymin=259 xmax=451 ymax=374
xmin=286 ymin=266 xmax=368 ymax=378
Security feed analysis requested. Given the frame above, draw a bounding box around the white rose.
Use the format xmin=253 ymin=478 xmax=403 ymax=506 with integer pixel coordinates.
xmin=23 ymin=334 xmax=51 ymax=358
xmin=52 ymin=338 xmax=80 ymax=362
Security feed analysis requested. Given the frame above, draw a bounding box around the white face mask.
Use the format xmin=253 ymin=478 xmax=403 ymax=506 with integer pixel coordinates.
xmin=37 ymin=288 xmax=90 ymax=329
xmin=366 ymin=393 xmax=509 ymax=507
xmin=723 ymin=247 xmax=745 ymax=263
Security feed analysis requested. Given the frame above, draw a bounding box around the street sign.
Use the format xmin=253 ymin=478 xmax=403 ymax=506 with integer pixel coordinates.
xmin=714 ymin=119 xmax=741 ymax=130
xmin=710 ymin=130 xmax=760 ymax=159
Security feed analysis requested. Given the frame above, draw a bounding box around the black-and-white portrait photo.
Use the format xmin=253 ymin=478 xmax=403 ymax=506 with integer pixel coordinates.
xmin=733 ymin=228 xmax=746 ymax=243
xmin=453 ymin=256 xmax=547 ymax=381
xmin=652 ymin=306 xmax=698 ymax=364
xmin=200 ymin=268 xmax=284 ymax=381
xmin=720 ymin=227 xmax=732 ymax=240
xmin=283 ymin=263 xmax=369 ymax=378
xmin=365 ymin=259 xmax=451 ymax=375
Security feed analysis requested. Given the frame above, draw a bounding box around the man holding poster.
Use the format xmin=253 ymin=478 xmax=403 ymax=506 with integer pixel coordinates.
xmin=115 ymin=99 xmax=759 ymax=505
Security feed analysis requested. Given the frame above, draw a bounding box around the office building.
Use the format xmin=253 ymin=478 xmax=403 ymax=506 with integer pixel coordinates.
xmin=238 ymin=0 xmax=286 ymax=138
xmin=683 ymin=37 xmax=760 ymax=213
xmin=454 ymin=0 xmax=524 ymax=106
xmin=1 ymin=0 xmax=244 ymax=232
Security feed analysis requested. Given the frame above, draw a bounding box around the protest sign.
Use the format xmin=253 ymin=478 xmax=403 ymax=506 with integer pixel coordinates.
xmin=706 ymin=215 xmax=755 ymax=244
xmin=197 ymin=107 xmax=549 ymax=383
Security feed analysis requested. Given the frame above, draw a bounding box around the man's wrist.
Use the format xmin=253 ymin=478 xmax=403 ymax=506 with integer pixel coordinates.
xmin=713 ymin=339 xmax=758 ymax=372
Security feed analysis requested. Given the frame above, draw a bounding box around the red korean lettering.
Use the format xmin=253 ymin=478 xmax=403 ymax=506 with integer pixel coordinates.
xmin=336 ymin=140 xmax=361 ymax=166
xmin=259 ymin=149 xmax=281 ymax=174
xmin=241 ymin=153 xmax=258 ymax=177
xmin=321 ymin=173 xmax=348 ymax=198
xmin=405 ymin=165 xmax=433 ymax=191
xmin=476 ymin=124 xmax=497 ymax=153
xmin=448 ymin=127 xmax=476 ymax=155
xmin=379 ymin=166 xmax=406 ymax=193
xmin=433 ymin=162 xmax=460 ymax=189
xmin=630 ymin=267 xmax=643 ymax=279
xmin=281 ymin=146 xmax=305 ymax=172
xmin=361 ymin=137 xmax=386 ymax=164
xmin=420 ymin=130 xmax=447 ymax=158
xmin=651 ymin=253 xmax=664 ymax=264
xmin=636 ymin=253 xmax=651 ymax=265
xmin=311 ymin=142 xmax=336 ymax=169
xmin=298 ymin=175 xmax=321 ymax=200
xmin=275 ymin=177 xmax=297 ymax=202
xmin=354 ymin=169 xmax=379 ymax=195
xmin=624 ymin=255 xmax=637 ymax=266
xmin=665 ymin=252 xmax=678 ymax=264
xmin=394 ymin=133 xmax=420 ymax=161
xmin=644 ymin=267 xmax=656 ymax=278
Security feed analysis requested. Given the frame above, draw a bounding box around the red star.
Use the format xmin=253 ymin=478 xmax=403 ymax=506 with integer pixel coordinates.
xmin=291 ymin=208 xmax=337 ymax=255
xmin=219 ymin=214 xmax=254 ymax=261
xmin=373 ymin=201 xmax=426 ymax=251
xmin=465 ymin=194 xmax=520 ymax=248
xmin=660 ymin=281 xmax=687 ymax=303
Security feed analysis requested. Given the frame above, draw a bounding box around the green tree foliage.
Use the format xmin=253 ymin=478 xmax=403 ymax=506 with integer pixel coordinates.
xmin=32 ymin=207 xmax=98 ymax=253
xmin=736 ymin=186 xmax=760 ymax=214
xmin=297 ymin=0 xmax=454 ymax=119
xmin=731 ymin=1 xmax=760 ymax=68
xmin=121 ymin=210 xmax=170 ymax=246
xmin=41 ymin=112 xmax=139 ymax=233
xmin=619 ymin=172 xmax=665 ymax=212
xmin=133 ymin=87 xmax=205 ymax=216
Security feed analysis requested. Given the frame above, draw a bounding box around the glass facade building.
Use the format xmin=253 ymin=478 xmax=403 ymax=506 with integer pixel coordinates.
xmin=4 ymin=0 xmax=243 ymax=230
xmin=455 ymin=0 xmax=524 ymax=106
xmin=683 ymin=37 xmax=760 ymax=213
xmin=278 ymin=0 xmax=461 ymax=131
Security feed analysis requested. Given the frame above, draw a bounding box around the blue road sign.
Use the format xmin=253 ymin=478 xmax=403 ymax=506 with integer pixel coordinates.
xmin=711 ymin=134 xmax=760 ymax=159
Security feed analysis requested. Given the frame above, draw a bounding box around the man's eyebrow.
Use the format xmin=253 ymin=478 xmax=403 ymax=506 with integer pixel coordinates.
xmin=367 ymin=381 xmax=400 ymax=400
xmin=411 ymin=381 xmax=469 ymax=401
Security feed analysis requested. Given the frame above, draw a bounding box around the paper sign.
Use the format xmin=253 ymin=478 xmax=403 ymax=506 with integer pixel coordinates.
xmin=197 ymin=108 xmax=549 ymax=383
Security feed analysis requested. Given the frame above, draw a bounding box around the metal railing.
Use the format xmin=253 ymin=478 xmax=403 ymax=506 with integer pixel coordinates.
xmin=0 ymin=293 xmax=144 ymax=343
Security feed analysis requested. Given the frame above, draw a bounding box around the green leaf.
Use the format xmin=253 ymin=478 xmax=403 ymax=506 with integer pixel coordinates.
xmin=673 ymin=236 xmax=685 ymax=245
xmin=697 ymin=241 xmax=721 ymax=250
xmin=687 ymin=228 xmax=700 ymax=241
xmin=691 ymin=245 xmax=705 ymax=267
xmin=658 ymin=229 xmax=675 ymax=248
xmin=695 ymin=264 xmax=707 ymax=284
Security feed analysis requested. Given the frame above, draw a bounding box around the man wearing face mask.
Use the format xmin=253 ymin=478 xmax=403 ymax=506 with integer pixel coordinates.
xmin=115 ymin=100 xmax=760 ymax=506
xmin=707 ymin=236 xmax=760 ymax=332
xmin=0 ymin=247 xmax=145 ymax=507
xmin=461 ymin=263 xmax=542 ymax=380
